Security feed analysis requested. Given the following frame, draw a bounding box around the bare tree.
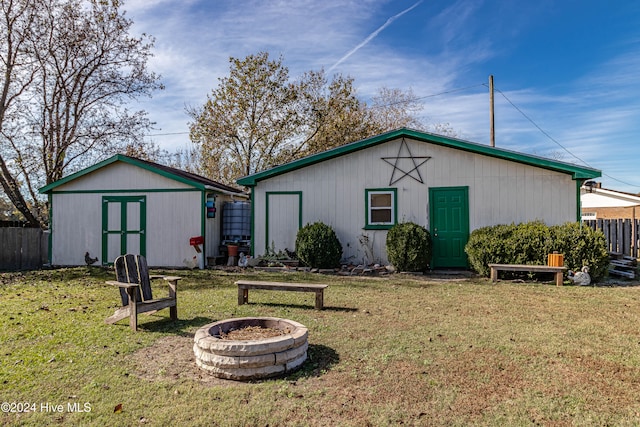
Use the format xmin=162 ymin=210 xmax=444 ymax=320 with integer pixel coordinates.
xmin=0 ymin=0 xmax=162 ymax=226
xmin=369 ymin=86 xmax=424 ymax=130
xmin=0 ymin=0 xmax=40 ymax=225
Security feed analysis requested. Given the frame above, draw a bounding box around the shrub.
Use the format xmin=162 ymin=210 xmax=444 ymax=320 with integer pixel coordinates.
xmin=464 ymin=223 xmax=518 ymax=276
xmin=549 ymin=222 xmax=609 ymax=281
xmin=465 ymin=221 xmax=609 ymax=281
xmin=295 ymin=222 xmax=342 ymax=269
xmin=386 ymin=222 xmax=432 ymax=272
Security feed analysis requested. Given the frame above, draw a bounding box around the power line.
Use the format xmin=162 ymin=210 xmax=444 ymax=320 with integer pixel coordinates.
xmin=141 ymin=81 xmax=640 ymax=189
xmin=367 ymin=83 xmax=485 ymax=109
xmin=492 ymin=87 xmax=588 ymax=166
xmin=492 ymin=85 xmax=640 ymax=189
xmin=146 ymin=131 xmax=189 ymax=137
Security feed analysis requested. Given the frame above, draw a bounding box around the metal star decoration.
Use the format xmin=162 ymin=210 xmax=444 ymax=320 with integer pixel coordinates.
xmin=381 ymin=138 xmax=431 ymax=185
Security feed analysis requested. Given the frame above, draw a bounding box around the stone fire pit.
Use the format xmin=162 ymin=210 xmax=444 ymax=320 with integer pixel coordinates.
xmin=193 ymin=317 xmax=308 ymax=380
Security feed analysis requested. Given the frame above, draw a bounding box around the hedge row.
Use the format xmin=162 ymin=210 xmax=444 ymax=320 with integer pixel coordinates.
xmin=464 ymin=221 xmax=609 ymax=280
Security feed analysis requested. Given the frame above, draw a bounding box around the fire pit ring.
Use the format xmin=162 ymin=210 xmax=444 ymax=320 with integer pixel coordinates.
xmin=193 ymin=317 xmax=308 ymax=380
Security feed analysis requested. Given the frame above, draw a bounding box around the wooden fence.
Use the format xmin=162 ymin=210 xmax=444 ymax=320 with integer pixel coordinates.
xmin=584 ymin=219 xmax=639 ymax=258
xmin=0 ymin=226 xmax=49 ymax=270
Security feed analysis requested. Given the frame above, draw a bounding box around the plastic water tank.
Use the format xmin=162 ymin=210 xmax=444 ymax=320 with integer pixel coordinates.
xmin=222 ymin=202 xmax=251 ymax=242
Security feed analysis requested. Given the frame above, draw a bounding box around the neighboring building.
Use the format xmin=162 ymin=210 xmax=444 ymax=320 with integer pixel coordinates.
xmin=39 ymin=155 xmax=247 ymax=268
xmin=581 ymin=182 xmax=640 ymax=220
xmin=237 ymin=128 xmax=601 ymax=268
xmin=580 ymin=182 xmax=640 ymax=258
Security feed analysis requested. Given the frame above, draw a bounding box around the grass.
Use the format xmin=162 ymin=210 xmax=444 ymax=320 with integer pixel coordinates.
xmin=2 ymin=267 xmax=640 ymax=426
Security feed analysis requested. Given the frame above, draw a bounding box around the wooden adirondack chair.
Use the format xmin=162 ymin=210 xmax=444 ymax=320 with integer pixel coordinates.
xmin=105 ymin=254 xmax=180 ymax=331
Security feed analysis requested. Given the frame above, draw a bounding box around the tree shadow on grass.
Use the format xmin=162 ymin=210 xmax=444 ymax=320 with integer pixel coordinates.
xmin=132 ymin=315 xmax=212 ymax=336
xmin=244 ymin=344 xmax=340 ymax=383
xmin=292 ymin=344 xmax=340 ymax=379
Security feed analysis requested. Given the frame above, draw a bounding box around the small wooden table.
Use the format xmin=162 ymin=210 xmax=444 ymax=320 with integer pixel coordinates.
xmin=488 ymin=264 xmax=567 ymax=286
xmin=236 ymin=280 xmax=328 ymax=309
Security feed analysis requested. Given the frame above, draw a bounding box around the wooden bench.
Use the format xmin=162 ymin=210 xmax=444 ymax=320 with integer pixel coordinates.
xmin=488 ymin=263 xmax=567 ymax=286
xmin=236 ymin=280 xmax=328 ymax=310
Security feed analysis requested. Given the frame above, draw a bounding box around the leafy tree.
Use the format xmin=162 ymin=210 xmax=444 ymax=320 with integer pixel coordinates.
xmin=122 ymin=141 xmax=170 ymax=163
xmin=188 ymin=52 xmax=300 ymax=185
xmin=0 ymin=0 xmax=162 ymax=227
xmin=294 ymin=70 xmax=380 ymax=157
xmin=188 ymin=51 xmax=433 ymax=185
xmin=0 ymin=194 xmax=21 ymax=220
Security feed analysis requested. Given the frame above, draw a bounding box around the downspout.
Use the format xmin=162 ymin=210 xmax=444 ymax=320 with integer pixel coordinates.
xmin=200 ymin=190 xmax=206 ymax=269
xmin=632 ymin=206 xmax=637 ymax=258
xmin=576 ymin=179 xmax=585 ymax=224
xmin=47 ymin=193 xmax=53 ymax=265
xmin=248 ymin=186 xmax=255 ymax=256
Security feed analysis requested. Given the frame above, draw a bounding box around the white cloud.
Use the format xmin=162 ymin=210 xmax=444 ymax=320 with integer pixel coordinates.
xmin=121 ymin=0 xmax=640 ymax=192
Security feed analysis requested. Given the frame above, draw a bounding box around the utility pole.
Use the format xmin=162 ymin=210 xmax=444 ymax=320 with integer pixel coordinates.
xmin=489 ymin=75 xmax=495 ymax=147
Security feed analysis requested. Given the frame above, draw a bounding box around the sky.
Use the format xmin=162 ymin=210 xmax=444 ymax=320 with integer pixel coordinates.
xmin=123 ymin=0 xmax=640 ymax=192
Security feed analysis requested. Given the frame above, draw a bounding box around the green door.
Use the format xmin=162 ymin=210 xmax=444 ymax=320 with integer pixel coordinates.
xmin=429 ymin=187 xmax=469 ymax=268
xmin=102 ymin=196 xmax=146 ymax=264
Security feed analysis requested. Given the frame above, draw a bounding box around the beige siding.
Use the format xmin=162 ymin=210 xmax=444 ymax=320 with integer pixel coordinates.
xmin=145 ymin=191 xmax=202 ymax=267
xmin=265 ymin=193 xmax=300 ymax=252
xmin=251 ymin=137 xmax=578 ymax=264
xmin=59 ymin=162 xmax=193 ymax=191
xmin=51 ymin=191 xmax=204 ymax=267
xmin=51 ymin=193 xmax=103 ymax=266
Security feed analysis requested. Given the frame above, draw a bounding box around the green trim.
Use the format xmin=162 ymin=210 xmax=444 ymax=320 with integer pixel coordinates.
xmin=101 ymin=196 xmax=147 ymax=264
xmin=47 ymin=193 xmax=52 ymax=265
xmin=49 ymin=188 xmax=201 ymax=194
xmin=40 ymin=154 xmax=201 ymax=193
xmin=201 ymin=191 xmax=206 ymax=259
xmin=576 ymin=179 xmax=584 ymax=222
xmin=364 ymin=188 xmax=397 ymax=230
xmin=237 ymin=128 xmax=601 ymax=186
xmin=265 ymin=191 xmax=303 ymax=253
xmin=249 ymin=190 xmax=255 ymax=256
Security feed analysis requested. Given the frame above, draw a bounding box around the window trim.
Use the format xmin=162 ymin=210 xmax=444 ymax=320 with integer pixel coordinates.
xmin=364 ymin=188 xmax=397 ymax=229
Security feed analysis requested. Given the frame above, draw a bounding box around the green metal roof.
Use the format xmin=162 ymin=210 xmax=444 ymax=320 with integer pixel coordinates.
xmin=236 ymin=128 xmax=601 ymax=187
xmin=39 ymin=154 xmax=245 ymax=194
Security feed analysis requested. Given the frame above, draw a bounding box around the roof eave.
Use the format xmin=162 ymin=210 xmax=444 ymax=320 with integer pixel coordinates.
xmin=39 ymin=154 xmax=246 ymax=194
xmin=236 ymin=128 xmax=602 ymax=186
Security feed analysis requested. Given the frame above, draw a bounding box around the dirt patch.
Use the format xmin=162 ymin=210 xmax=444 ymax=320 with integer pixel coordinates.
xmin=127 ymin=335 xmax=240 ymax=386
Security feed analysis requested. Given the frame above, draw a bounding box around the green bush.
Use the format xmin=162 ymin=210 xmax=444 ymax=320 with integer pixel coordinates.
xmin=386 ymin=222 xmax=432 ymax=272
xmin=295 ymin=222 xmax=342 ymax=268
xmin=465 ymin=221 xmax=609 ymax=281
xmin=464 ymin=223 xmax=519 ymax=275
xmin=548 ymin=222 xmax=609 ymax=281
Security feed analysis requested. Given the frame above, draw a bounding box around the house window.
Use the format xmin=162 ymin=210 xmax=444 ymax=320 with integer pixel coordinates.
xmin=365 ymin=188 xmax=397 ymax=229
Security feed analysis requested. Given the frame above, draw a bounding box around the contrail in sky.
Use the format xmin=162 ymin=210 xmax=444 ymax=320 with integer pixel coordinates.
xmin=327 ymin=0 xmax=424 ymax=73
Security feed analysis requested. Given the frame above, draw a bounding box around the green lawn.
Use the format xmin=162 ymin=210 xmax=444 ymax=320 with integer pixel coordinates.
xmin=2 ymin=267 xmax=640 ymax=426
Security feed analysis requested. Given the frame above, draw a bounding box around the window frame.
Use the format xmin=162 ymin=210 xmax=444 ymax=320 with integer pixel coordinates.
xmin=364 ymin=188 xmax=397 ymax=229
